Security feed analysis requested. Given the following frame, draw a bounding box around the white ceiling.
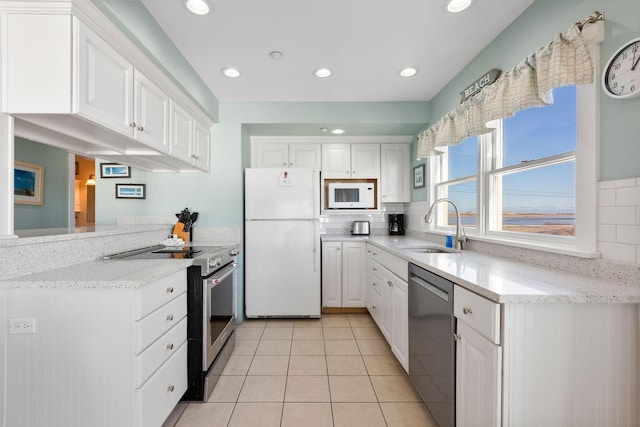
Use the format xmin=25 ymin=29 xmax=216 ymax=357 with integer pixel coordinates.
xmin=140 ymin=0 xmax=535 ymax=103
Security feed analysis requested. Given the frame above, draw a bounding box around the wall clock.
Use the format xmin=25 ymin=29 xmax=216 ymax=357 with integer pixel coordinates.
xmin=601 ymin=37 xmax=640 ymax=99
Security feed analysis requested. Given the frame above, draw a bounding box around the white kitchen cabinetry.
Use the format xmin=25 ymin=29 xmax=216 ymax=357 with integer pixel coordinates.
xmin=322 ymin=144 xmax=380 ymax=178
xmin=253 ymin=143 xmax=321 ymax=169
xmin=366 ymin=244 xmax=408 ymax=371
xmin=3 ymin=269 xmax=188 ymax=427
xmin=2 ymin=10 xmax=212 ymax=172
xmin=380 ymin=144 xmax=411 ymax=203
xmin=77 ymin=20 xmax=169 ymax=152
xmin=454 ymin=286 xmax=502 ymax=427
xmin=322 ymin=241 xmax=367 ymax=308
xmin=192 ymin=119 xmax=212 ymax=171
xmin=169 ymin=100 xmax=193 ymax=163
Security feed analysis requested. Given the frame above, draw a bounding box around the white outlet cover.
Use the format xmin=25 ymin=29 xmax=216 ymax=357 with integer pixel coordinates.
xmin=9 ymin=318 xmax=36 ymax=334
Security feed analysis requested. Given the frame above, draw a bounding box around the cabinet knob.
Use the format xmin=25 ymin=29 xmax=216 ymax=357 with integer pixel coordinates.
xmin=284 ymin=162 xmax=288 ymax=166
xmin=136 ymin=126 xmax=144 ymax=131
xmin=372 ymin=305 xmax=377 ymax=310
xmin=166 ymin=314 xmax=174 ymax=321
xmin=387 ymin=280 xmax=393 ymax=287
xmin=129 ymin=122 xmax=136 ymax=127
xmin=166 ymin=343 xmax=174 ymax=350
xmin=453 ymin=333 xmax=462 ymax=341
xmin=166 ymin=287 xmax=174 ymax=293
xmin=382 ymin=195 xmax=386 ymax=198
xmin=289 ymin=163 xmax=293 ymax=166
xmin=192 ymin=155 xmax=199 ymax=160
xmin=167 ymin=385 xmax=175 ymax=392
xmin=372 ymin=282 xmax=377 ymax=286
xmin=462 ymin=307 xmax=473 ymax=315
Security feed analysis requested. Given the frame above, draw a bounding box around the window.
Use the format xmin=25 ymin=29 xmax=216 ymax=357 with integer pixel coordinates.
xmin=430 ymin=85 xmax=592 ymax=248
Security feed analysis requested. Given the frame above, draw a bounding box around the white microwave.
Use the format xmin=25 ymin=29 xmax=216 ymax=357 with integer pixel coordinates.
xmin=328 ymin=182 xmax=375 ymax=209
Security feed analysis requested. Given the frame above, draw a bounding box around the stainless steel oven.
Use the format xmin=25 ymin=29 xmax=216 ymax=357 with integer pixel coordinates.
xmin=104 ymin=243 xmax=239 ymax=401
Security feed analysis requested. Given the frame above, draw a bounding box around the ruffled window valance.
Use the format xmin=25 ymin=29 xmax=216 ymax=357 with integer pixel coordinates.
xmin=417 ymin=24 xmax=594 ymax=158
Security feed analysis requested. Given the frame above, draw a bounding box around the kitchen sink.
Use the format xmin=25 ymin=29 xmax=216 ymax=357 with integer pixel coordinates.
xmin=396 ymin=245 xmax=459 ymax=254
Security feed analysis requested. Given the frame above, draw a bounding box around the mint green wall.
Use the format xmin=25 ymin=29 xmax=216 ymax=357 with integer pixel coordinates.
xmin=420 ymin=0 xmax=640 ymax=182
xmin=14 ymin=138 xmax=68 ymax=229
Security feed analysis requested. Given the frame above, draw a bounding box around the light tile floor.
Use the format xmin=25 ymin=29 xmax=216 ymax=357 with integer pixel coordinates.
xmin=170 ymin=314 xmax=439 ymax=427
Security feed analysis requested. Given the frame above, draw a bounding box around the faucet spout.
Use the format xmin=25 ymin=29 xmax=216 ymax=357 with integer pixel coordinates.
xmin=424 ymin=198 xmax=466 ymax=250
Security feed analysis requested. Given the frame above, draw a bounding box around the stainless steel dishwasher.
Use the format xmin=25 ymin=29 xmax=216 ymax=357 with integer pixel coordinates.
xmin=408 ymin=263 xmax=455 ymax=427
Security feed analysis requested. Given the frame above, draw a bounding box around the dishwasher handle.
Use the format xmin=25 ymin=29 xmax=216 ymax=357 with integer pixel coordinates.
xmin=410 ymin=275 xmax=450 ymax=302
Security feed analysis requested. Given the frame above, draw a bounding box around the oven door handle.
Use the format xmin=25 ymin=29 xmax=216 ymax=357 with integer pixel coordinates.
xmin=205 ymin=262 xmax=239 ymax=289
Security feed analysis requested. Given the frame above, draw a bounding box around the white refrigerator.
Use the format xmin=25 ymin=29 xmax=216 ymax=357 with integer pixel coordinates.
xmin=244 ymin=168 xmax=321 ymax=317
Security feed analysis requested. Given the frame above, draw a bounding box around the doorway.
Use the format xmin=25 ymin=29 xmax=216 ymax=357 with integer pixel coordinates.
xmin=75 ymin=155 xmax=96 ymax=226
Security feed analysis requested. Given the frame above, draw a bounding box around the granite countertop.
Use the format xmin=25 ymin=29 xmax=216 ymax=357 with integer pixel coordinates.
xmin=1 ymin=258 xmax=193 ymax=289
xmin=322 ymin=234 xmax=640 ymax=304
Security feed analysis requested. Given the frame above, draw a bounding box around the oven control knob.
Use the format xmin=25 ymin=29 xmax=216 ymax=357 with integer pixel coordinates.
xmin=229 ymin=248 xmax=239 ymax=256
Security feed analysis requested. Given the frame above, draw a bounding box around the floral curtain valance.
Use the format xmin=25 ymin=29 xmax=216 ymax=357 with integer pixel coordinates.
xmin=417 ymin=24 xmax=594 ymax=158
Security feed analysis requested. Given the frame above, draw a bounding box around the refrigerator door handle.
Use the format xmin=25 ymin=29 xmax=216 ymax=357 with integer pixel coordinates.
xmin=312 ymin=220 xmax=318 ymax=272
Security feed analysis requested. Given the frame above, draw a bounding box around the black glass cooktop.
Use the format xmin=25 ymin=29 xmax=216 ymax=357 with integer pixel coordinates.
xmin=104 ymin=245 xmax=221 ymax=260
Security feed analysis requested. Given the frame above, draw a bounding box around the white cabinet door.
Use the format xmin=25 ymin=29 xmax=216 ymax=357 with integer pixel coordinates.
xmin=381 ymin=144 xmax=410 ymax=203
xmin=169 ymin=100 xmax=193 ymax=164
xmin=322 ymin=144 xmax=351 ymax=178
xmin=456 ymin=321 xmax=502 ymax=427
xmin=192 ymin=120 xmax=211 ymax=171
xmin=378 ymin=265 xmax=393 ymax=341
xmin=289 ymin=144 xmax=321 ymax=169
xmin=76 ymin=20 xmax=134 ymax=137
xmin=341 ymin=241 xmax=367 ymax=308
xmin=133 ymin=71 xmax=169 ymax=152
xmin=255 ymin=143 xmax=289 ymax=168
xmin=351 ymin=144 xmax=380 ymax=178
xmin=391 ymin=276 xmax=408 ymax=371
xmin=321 ymin=242 xmax=342 ymax=307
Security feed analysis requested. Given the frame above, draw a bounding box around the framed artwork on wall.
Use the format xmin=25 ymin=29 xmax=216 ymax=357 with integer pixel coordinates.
xmin=115 ymin=184 xmax=146 ymax=199
xmin=413 ymin=164 xmax=425 ymax=189
xmin=14 ymin=160 xmax=44 ymax=205
xmin=100 ymin=163 xmax=131 ymax=178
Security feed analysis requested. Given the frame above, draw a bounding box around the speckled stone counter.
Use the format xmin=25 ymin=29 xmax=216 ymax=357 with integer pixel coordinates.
xmin=321 ymin=234 xmax=640 ymax=304
xmin=1 ymin=258 xmax=193 ymax=289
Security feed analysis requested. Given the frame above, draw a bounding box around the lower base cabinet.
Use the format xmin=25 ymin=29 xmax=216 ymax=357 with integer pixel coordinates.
xmin=322 ymin=241 xmax=367 ymax=308
xmin=366 ymin=244 xmax=408 ymax=372
xmin=3 ymin=269 xmax=188 ymax=427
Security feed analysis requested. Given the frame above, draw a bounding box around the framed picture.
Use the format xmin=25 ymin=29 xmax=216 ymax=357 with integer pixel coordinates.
xmin=14 ymin=161 xmax=44 ymax=205
xmin=115 ymin=184 xmax=146 ymax=199
xmin=413 ymin=164 xmax=425 ymax=188
xmin=100 ymin=163 xmax=131 ymax=178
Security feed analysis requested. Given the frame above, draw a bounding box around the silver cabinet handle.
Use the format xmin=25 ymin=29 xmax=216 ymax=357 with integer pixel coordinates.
xmin=166 ymin=287 xmax=174 ymax=294
xmin=129 ymin=122 xmax=136 ymax=127
xmin=166 ymin=314 xmax=174 ymax=321
xmin=352 ymin=171 xmax=356 ymax=174
xmin=167 ymin=385 xmax=175 ymax=392
xmin=463 ymin=307 xmax=473 ymax=315
xmin=284 ymin=162 xmax=287 ymax=166
xmin=453 ymin=333 xmax=462 ymax=341
xmin=387 ymin=280 xmax=393 ymax=287
xmin=372 ymin=305 xmax=377 ymax=310
xmin=136 ymin=126 xmax=144 ymax=131
xmin=166 ymin=343 xmax=174 ymax=350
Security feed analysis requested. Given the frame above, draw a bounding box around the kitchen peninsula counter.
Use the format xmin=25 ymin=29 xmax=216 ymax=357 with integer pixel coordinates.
xmin=321 ymin=234 xmax=640 ymax=304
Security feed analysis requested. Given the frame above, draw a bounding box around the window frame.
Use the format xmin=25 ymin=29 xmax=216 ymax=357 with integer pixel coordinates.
xmin=426 ymin=40 xmax=600 ymax=255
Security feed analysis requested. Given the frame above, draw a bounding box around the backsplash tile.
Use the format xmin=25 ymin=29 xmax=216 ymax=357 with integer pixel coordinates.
xmin=598 ymin=178 xmax=640 ymax=265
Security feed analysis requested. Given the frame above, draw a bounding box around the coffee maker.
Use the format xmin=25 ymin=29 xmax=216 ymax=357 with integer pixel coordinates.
xmin=388 ymin=214 xmax=405 ymax=235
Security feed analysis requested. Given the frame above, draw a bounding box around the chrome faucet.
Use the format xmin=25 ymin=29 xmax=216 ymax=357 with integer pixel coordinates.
xmin=424 ymin=198 xmax=466 ymax=250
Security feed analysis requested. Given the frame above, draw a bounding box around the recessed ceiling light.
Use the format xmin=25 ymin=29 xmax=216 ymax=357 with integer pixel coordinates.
xmin=221 ymin=67 xmax=241 ymax=78
xmin=314 ymin=68 xmax=332 ymax=78
xmin=444 ymin=0 xmax=474 ymax=13
xmin=185 ymin=0 xmax=211 ymax=15
xmin=269 ymin=51 xmax=283 ymax=60
xmin=399 ymin=67 xmax=418 ymax=77
xmin=331 ymin=129 xmax=345 ymax=135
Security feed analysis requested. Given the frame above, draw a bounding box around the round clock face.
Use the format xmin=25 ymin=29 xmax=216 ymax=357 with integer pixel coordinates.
xmin=602 ymin=37 xmax=640 ymax=99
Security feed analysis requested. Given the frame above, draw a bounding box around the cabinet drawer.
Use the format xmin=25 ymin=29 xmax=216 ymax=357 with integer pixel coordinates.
xmin=370 ymin=247 xmax=393 ymax=270
xmin=136 ymin=342 xmax=188 ymax=427
xmin=392 ymin=256 xmax=408 ymax=282
xmin=454 ymin=286 xmax=501 ymax=344
xmin=370 ymin=264 xmax=382 ymax=297
xmin=367 ymin=283 xmax=383 ymax=326
xmin=136 ymin=293 xmax=187 ymax=354
xmin=134 ymin=269 xmax=187 ymax=320
xmin=135 ymin=317 xmax=187 ymax=387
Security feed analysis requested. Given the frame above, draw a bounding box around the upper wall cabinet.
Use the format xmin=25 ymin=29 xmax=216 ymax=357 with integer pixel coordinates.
xmin=2 ymin=11 xmax=212 ymax=172
xmin=76 ymin=22 xmax=169 ymax=153
xmin=380 ymin=144 xmax=411 ymax=203
xmin=322 ymin=143 xmax=380 ymax=179
xmin=252 ymin=143 xmax=321 ymax=169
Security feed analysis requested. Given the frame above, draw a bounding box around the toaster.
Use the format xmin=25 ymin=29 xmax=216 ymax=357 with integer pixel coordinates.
xmin=351 ymin=221 xmax=370 ymax=235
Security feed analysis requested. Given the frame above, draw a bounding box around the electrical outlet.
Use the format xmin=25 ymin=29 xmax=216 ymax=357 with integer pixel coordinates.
xmin=9 ymin=318 xmax=36 ymax=334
